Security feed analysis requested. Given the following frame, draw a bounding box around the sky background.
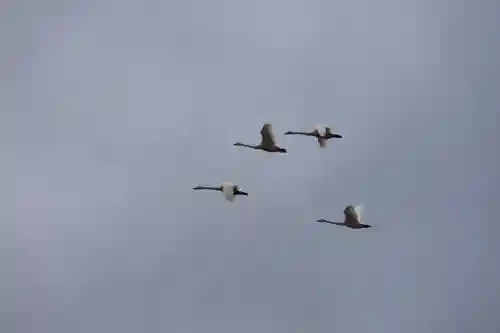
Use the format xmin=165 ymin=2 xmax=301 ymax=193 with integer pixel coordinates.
xmin=1 ymin=0 xmax=499 ymax=332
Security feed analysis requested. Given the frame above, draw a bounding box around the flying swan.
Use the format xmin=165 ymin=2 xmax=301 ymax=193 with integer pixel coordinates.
xmin=192 ymin=182 xmax=249 ymax=202
xmin=316 ymin=204 xmax=371 ymax=229
xmin=234 ymin=123 xmax=287 ymax=153
xmin=284 ymin=125 xmax=343 ymax=148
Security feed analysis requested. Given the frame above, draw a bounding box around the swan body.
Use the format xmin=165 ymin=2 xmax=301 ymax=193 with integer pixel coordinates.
xmin=192 ymin=181 xmax=248 ymax=202
xmin=316 ymin=204 xmax=371 ymax=229
xmin=234 ymin=123 xmax=287 ymax=153
xmin=284 ymin=125 xmax=343 ymax=148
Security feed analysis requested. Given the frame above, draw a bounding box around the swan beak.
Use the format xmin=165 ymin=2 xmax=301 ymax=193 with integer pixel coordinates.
xmin=238 ymin=191 xmax=249 ymax=196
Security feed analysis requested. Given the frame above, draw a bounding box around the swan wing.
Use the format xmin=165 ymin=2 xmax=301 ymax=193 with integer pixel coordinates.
xmin=343 ymin=205 xmax=360 ymax=225
xmin=221 ymin=183 xmax=236 ymax=201
xmin=260 ymin=123 xmax=276 ymax=147
xmin=354 ymin=204 xmax=365 ymax=222
xmin=221 ymin=181 xmax=235 ymax=188
xmin=224 ymin=192 xmax=235 ymax=201
xmin=314 ymin=125 xmax=326 ymax=136
xmin=317 ymin=137 xmax=327 ymax=148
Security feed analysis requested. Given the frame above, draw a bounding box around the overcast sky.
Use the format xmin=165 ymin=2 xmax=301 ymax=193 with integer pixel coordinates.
xmin=1 ymin=0 xmax=499 ymax=332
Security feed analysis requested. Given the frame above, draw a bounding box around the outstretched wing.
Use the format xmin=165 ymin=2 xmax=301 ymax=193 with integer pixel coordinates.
xmin=260 ymin=123 xmax=276 ymax=147
xmin=344 ymin=205 xmax=360 ymax=225
xmin=221 ymin=183 xmax=236 ymax=201
xmin=314 ymin=125 xmax=325 ymax=136
xmin=317 ymin=137 xmax=327 ymax=148
xmin=354 ymin=204 xmax=364 ymax=222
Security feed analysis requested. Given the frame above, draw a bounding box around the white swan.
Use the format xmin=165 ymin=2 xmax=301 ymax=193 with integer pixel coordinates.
xmin=192 ymin=181 xmax=249 ymax=202
xmin=316 ymin=204 xmax=371 ymax=229
xmin=284 ymin=125 xmax=343 ymax=148
xmin=234 ymin=123 xmax=287 ymax=153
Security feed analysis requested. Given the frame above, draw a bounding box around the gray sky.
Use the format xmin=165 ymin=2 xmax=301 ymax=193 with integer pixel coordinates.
xmin=1 ymin=0 xmax=499 ymax=332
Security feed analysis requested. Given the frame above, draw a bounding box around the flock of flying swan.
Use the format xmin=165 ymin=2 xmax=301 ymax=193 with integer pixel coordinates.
xmin=192 ymin=123 xmax=371 ymax=230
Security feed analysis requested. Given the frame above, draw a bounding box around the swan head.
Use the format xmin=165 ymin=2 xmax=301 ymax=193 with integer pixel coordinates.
xmin=232 ymin=184 xmax=248 ymax=196
xmin=235 ymin=189 xmax=248 ymax=196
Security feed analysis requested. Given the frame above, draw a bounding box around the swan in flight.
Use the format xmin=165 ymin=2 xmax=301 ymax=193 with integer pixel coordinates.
xmin=192 ymin=181 xmax=248 ymax=202
xmin=284 ymin=125 xmax=342 ymax=148
xmin=316 ymin=204 xmax=371 ymax=229
xmin=234 ymin=123 xmax=287 ymax=153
